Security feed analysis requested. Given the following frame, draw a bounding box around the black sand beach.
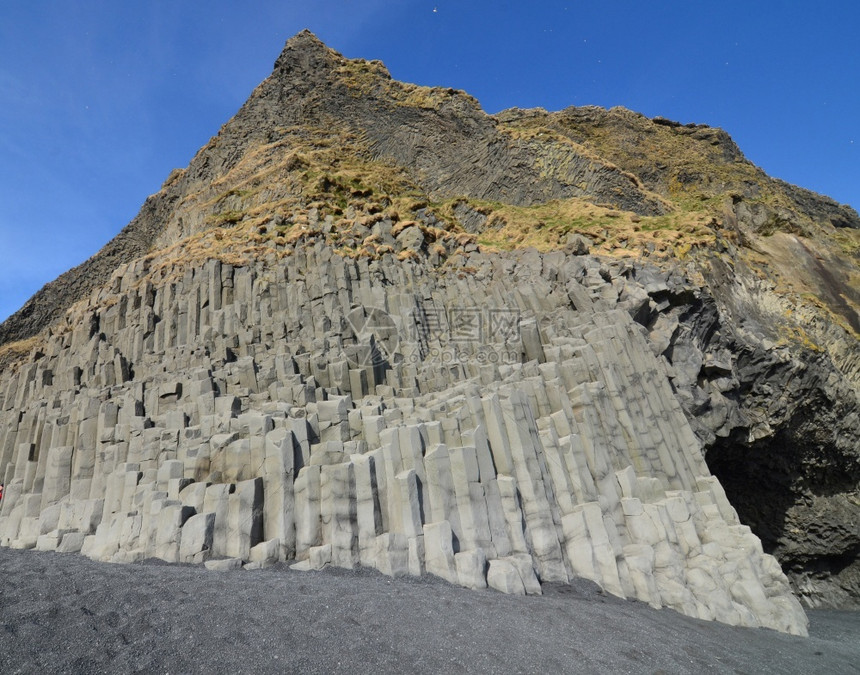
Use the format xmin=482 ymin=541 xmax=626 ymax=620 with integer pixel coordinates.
xmin=1 ymin=548 xmax=858 ymax=674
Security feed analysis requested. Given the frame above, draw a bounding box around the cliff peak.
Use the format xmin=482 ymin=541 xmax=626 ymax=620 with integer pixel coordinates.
xmin=273 ymin=29 xmax=344 ymax=74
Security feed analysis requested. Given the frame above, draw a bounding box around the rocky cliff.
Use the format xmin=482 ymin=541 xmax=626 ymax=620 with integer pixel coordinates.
xmin=0 ymin=30 xmax=858 ymax=632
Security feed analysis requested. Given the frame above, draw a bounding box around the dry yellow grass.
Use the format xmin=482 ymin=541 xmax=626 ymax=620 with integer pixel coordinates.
xmin=397 ymin=249 xmax=420 ymax=262
xmin=0 ymin=336 xmax=41 ymax=372
xmin=335 ymin=58 xmax=481 ymax=112
xmin=432 ymin=196 xmax=714 ymax=260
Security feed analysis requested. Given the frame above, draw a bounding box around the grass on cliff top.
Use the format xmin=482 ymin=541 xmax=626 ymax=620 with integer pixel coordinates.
xmin=335 ymin=57 xmax=482 ymax=111
xmin=172 ymin=113 xmax=720 ymax=268
xmin=496 ymin=108 xmax=826 ymax=237
xmin=431 ymin=196 xmax=716 ymax=260
xmin=186 ymin=125 xmax=431 ymax=231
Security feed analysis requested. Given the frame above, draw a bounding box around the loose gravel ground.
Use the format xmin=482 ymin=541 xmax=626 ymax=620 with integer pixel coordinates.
xmin=1 ymin=548 xmax=857 ymax=674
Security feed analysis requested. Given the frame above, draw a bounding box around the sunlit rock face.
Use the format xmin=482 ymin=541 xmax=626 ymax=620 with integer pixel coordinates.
xmin=2 ymin=30 xmax=859 ymax=634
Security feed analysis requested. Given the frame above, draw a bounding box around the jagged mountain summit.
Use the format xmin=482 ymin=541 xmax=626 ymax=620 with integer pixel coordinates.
xmin=0 ymin=31 xmax=858 ymax=634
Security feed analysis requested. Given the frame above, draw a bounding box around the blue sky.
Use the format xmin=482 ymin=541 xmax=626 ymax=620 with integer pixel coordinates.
xmin=1 ymin=1 xmax=858 ymax=324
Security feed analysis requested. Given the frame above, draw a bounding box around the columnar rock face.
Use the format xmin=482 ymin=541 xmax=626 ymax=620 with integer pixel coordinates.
xmin=0 ymin=243 xmax=808 ymax=635
xmin=1 ymin=30 xmax=858 ymax=637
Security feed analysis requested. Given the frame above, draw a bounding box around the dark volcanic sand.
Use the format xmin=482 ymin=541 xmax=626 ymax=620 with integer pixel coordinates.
xmin=0 ymin=548 xmax=857 ymax=674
